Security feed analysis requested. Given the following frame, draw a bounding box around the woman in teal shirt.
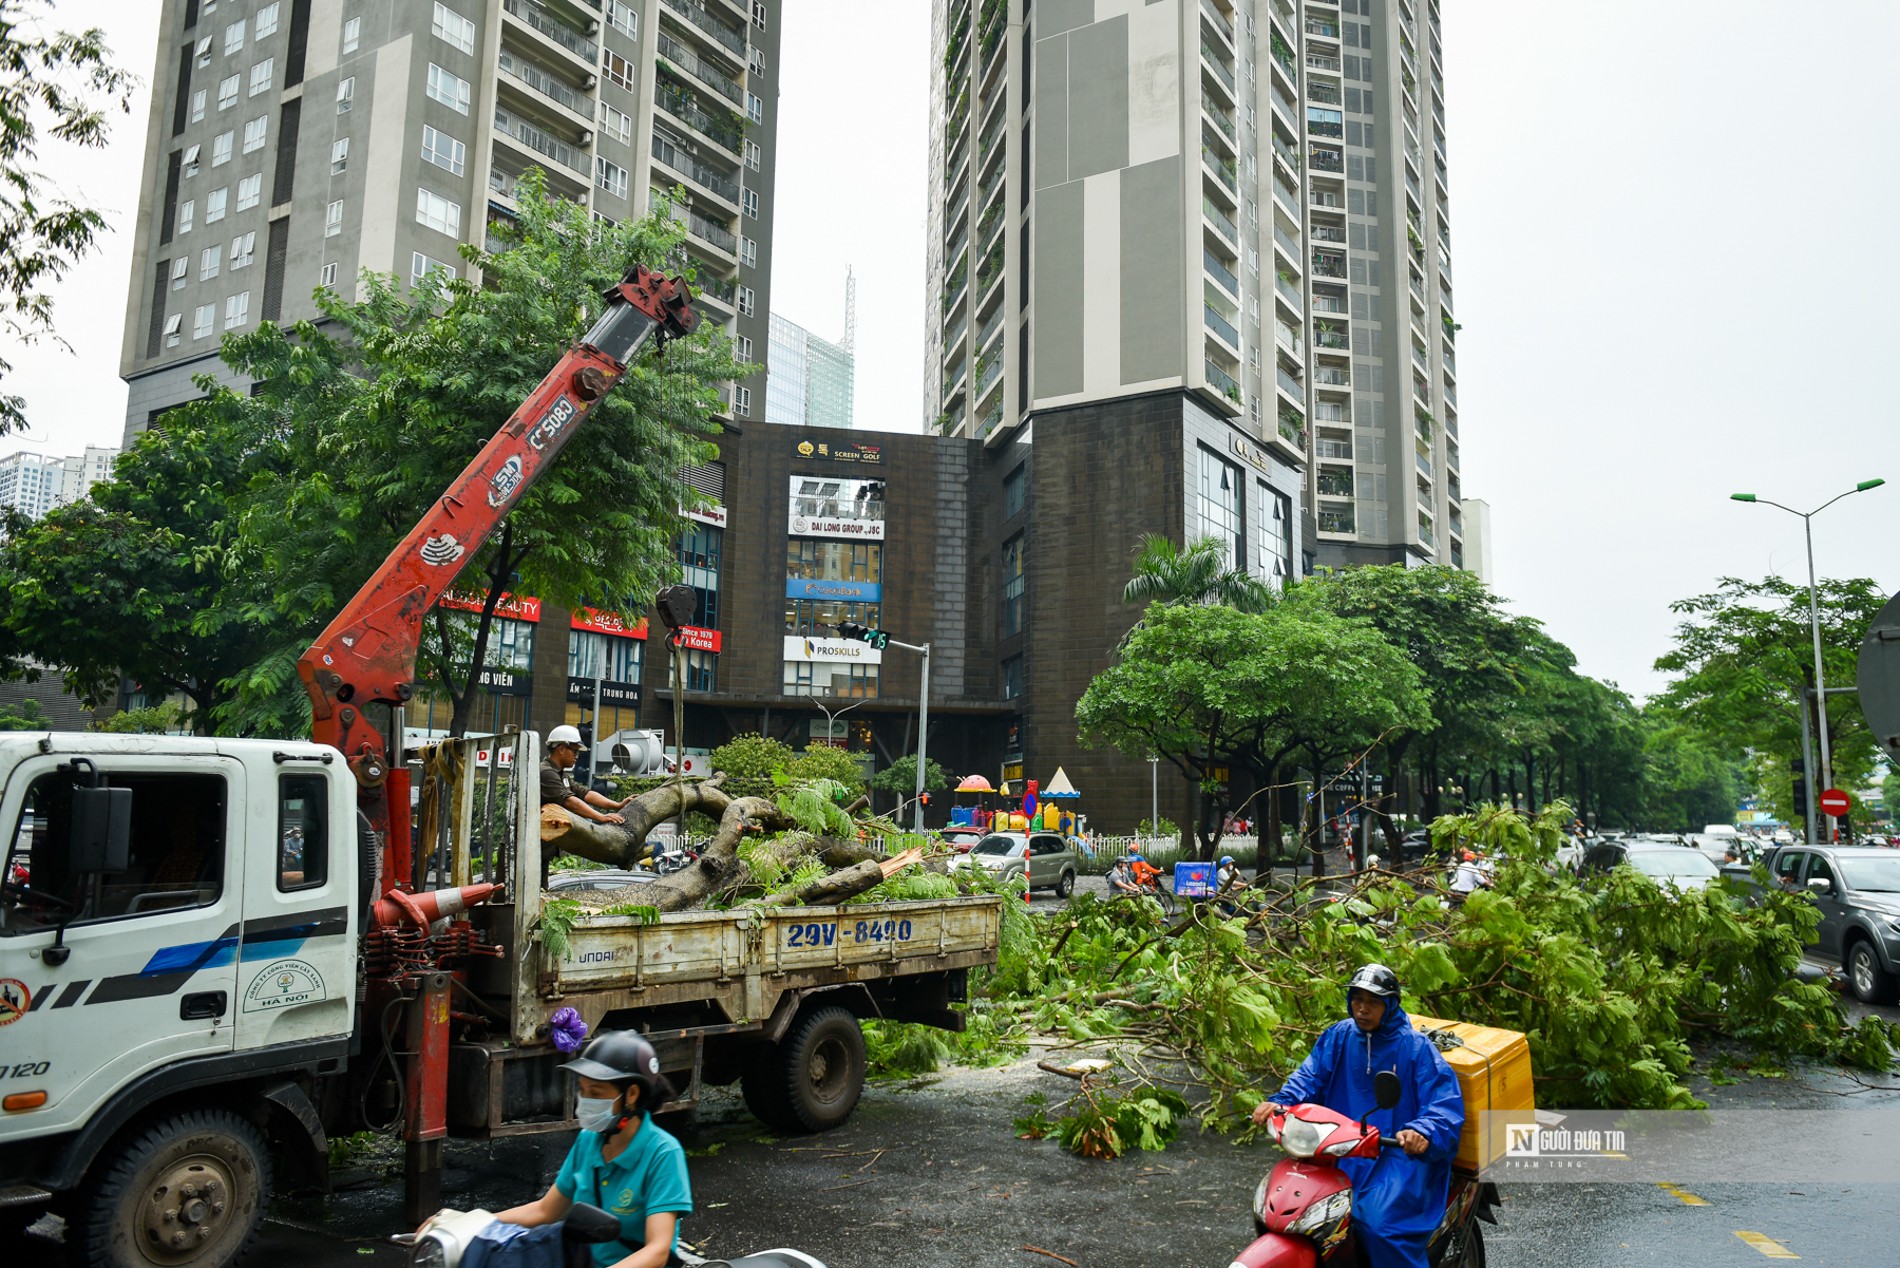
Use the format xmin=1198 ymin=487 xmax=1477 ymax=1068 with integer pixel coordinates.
xmin=493 ymin=1031 xmax=693 ymax=1268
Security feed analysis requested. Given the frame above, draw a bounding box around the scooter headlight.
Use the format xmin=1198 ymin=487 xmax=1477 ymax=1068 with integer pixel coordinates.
xmin=1286 ymin=1189 xmax=1353 ymax=1238
xmin=1252 ymin=1174 xmax=1271 ymax=1226
xmin=408 ymin=1208 xmax=499 ymax=1268
xmin=410 ymin=1238 xmax=448 ymax=1268
xmin=1279 ymin=1115 xmax=1338 ymax=1159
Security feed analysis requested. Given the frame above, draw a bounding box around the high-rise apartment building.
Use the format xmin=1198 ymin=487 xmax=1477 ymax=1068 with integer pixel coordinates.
xmin=0 ymin=447 xmax=120 ymax=520
xmin=924 ymin=0 xmax=1467 ymax=566
xmin=117 ymin=0 xmax=782 ymax=443
xmin=764 ymin=308 xmax=855 ymax=429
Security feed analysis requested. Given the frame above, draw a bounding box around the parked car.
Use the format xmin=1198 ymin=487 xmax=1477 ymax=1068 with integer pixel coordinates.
xmin=954 ymin=830 xmax=1080 ymax=896
xmin=939 ymin=826 xmax=987 ymax=853
xmin=1578 ymin=841 xmax=1722 ymax=891
xmin=1739 ymin=846 xmax=1900 ymax=1004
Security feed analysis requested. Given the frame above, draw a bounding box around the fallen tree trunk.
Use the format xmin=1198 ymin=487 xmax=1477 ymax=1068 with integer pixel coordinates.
xmin=566 ymin=794 xmax=793 ymax=911
xmin=756 ymin=848 xmax=924 ymax=907
xmin=540 ymin=777 xmax=730 ymax=867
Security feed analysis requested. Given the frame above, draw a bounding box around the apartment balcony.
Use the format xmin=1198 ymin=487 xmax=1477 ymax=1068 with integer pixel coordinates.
xmin=1308 ymin=80 xmax=1342 ymax=106
xmin=1203 ymin=247 xmax=1240 ymax=298
xmin=978 ymin=123 xmax=1006 ymax=179
xmin=493 ymin=105 xmax=587 ymax=175
xmin=1315 ymin=366 xmax=1350 ymax=388
xmin=1201 ymin=41 xmax=1236 ymax=99
xmin=1310 ymin=222 xmax=1344 ymax=246
xmin=1417 ymin=516 xmax=1436 ymax=550
xmin=501 ymin=0 xmax=597 ymax=65
xmin=944 ymin=226 xmax=968 ymax=271
xmin=686 ymin=208 xmax=738 ymax=256
xmin=659 ymin=0 xmax=746 ymax=57
xmin=1275 ymin=366 xmax=1305 ymax=405
xmin=1269 ymin=33 xmax=1297 ymax=85
xmin=942 ymin=360 xmax=967 ymax=406
xmin=1271 ymin=412 xmax=1309 ymax=465
xmin=1203 ymin=94 xmax=1237 ymax=145
xmin=1202 ymin=197 xmax=1238 ymax=246
xmin=941 ymin=260 xmax=968 ymax=315
xmin=655 ymin=28 xmax=745 ymax=107
xmin=1306 ymin=16 xmax=1341 ymax=41
xmin=1311 ymin=250 xmax=1346 ymax=280
xmin=979 ymin=400 xmax=1004 ymax=440
xmin=1272 ymin=170 xmax=1300 ymax=216
xmin=655 ymin=76 xmax=743 ymax=155
xmin=1273 ymin=319 xmax=1302 ymax=360
xmin=978 ymin=199 xmax=1005 ymax=252
xmin=942 ymin=308 xmax=969 ymax=358
xmin=1205 ymin=357 xmax=1242 ymax=404
xmin=693 ymin=265 xmax=738 ymax=308
xmin=979 ymin=161 xmax=1004 ymax=212
xmin=1312 ymin=320 xmax=1348 ymax=350
xmin=1274 ymin=270 xmax=1302 ymax=314
xmin=1306 ymin=52 xmax=1342 ymax=74
xmin=1205 ymin=304 xmax=1240 ymax=352
xmin=975 ymin=304 xmax=1006 ymax=356
xmin=1317 ymin=502 xmax=1356 ymax=535
xmin=975 ymin=239 xmax=1005 ymax=301
xmin=1309 ymin=144 xmax=1344 ymax=174
xmin=497 ymin=49 xmax=591 ymax=122
xmin=1317 ymin=466 xmax=1354 ymax=498
xmin=1412 ymin=373 xmax=1431 ymax=404
xmin=943 ymin=145 xmax=970 ymax=197
xmin=975 ymin=348 xmax=1003 ymax=398
xmin=1271 ymin=221 xmax=1301 ymax=266
xmin=652 ymin=133 xmax=740 ymax=205
xmin=1311 ymin=188 xmax=1340 ymax=209
xmin=1415 ymin=449 xmax=1433 ymax=478
xmin=1315 ymin=434 xmax=1352 ymax=461
xmin=1311 ymin=290 xmax=1347 ymax=316
xmin=1203 ymin=149 xmax=1238 ymax=200
xmin=1201 ymin=0 xmax=1236 ymax=49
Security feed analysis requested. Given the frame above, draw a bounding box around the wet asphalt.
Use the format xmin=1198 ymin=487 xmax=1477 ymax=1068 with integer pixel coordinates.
xmin=19 ymin=880 xmax=1900 ymax=1267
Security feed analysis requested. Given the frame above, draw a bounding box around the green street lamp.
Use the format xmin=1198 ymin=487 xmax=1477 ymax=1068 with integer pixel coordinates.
xmin=1730 ymin=479 xmax=1886 ymax=840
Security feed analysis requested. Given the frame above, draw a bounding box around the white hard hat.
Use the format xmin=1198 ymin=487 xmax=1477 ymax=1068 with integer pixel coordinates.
xmin=547 ymin=724 xmax=583 ymax=746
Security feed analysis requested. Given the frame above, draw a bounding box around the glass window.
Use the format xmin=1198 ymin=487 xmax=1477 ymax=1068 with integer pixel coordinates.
xmin=331 ymin=137 xmax=349 ymax=174
xmin=277 ymin=774 xmax=328 ymax=891
xmin=190 ymin=89 xmax=206 ymax=122
xmin=1002 ymin=655 xmax=1023 ymax=699
xmin=218 ymin=74 xmax=239 ymax=109
xmin=602 ymin=50 xmax=635 ymax=92
xmin=783 ymin=600 xmax=880 ymax=636
xmin=224 ymin=20 xmax=245 ymax=55
xmin=432 ymin=3 xmax=476 ymax=55
xmin=746 ymin=92 xmax=763 ymax=125
xmin=196 ymin=37 xmax=213 ymax=69
xmin=1 ymin=771 xmax=227 ymax=934
xmin=319 ymin=262 xmax=338 ymax=288
xmin=205 ymin=187 xmax=228 ymax=223
xmin=1196 ymin=447 xmax=1243 ymax=568
xmin=599 ymin=103 xmax=632 ymax=145
xmin=783 ymin=660 xmax=878 ymax=699
xmin=170 ymin=257 xmax=188 ymax=289
xmin=199 ymin=243 xmax=221 ymax=280
xmin=255 ymin=3 xmax=280 ymax=38
xmin=183 ymin=144 xmax=202 ymax=177
xmin=224 ymin=290 xmax=249 ymax=329
xmin=1002 ymin=534 xmax=1024 ymax=636
xmin=742 ymin=187 xmax=759 ymax=218
xmin=325 ymin=199 xmax=344 ymax=236
xmin=789 ymin=476 xmax=884 ymax=524
xmin=337 ymin=76 xmax=355 ymax=113
xmin=689 ymin=585 xmax=719 ymax=630
xmin=249 ymin=57 xmax=274 ymax=97
xmin=604 ymin=0 xmax=637 ymax=37
xmin=415 ymin=188 xmax=461 ymax=236
xmin=165 ymin=312 xmax=182 ymax=346
xmin=236 ymin=173 xmax=261 ymax=210
xmin=212 ymin=130 xmax=234 ymax=165
xmin=785 ymin=540 xmax=882 ymax=583
xmin=231 ymin=231 xmax=255 ymax=268
xmin=596 ymin=157 xmax=628 ymax=198
xmin=193 ymin=303 xmax=214 ymax=339
xmin=1004 ymin=464 xmax=1026 ymax=518
xmin=569 ymin=631 xmax=642 ymax=682
xmin=411 ymin=251 xmax=456 ymax=284
xmin=426 ymin=64 xmax=471 ymax=114
xmin=178 ymin=198 xmax=196 ymax=233
xmin=678 ymin=522 xmax=722 ymax=575
xmin=488 ymin=617 xmax=535 ymax=670
xmin=242 ymin=115 xmax=268 ymax=153
xmin=342 ymin=16 xmax=361 ymax=55
xmin=677 ymin=648 xmax=717 ymax=692
xmin=1258 ymin=484 xmax=1291 ymax=589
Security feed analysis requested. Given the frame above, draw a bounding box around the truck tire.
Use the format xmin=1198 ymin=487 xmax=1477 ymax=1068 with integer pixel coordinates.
xmin=770 ymin=1005 xmax=867 ymax=1133
xmin=740 ymin=1042 xmax=792 ymax=1131
xmin=73 ymin=1106 xmax=270 ymax=1268
xmin=1847 ymin=938 xmax=1899 ymax=1005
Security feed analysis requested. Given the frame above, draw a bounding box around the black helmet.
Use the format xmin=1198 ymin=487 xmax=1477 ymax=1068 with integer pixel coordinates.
xmin=559 ymin=1030 xmax=672 ymax=1109
xmin=1346 ymin=963 xmax=1400 ymax=1003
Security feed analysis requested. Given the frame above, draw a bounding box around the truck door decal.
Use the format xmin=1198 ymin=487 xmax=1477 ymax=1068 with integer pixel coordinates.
xmin=50 ymin=980 xmax=90 ymax=1008
xmin=80 ymin=907 xmax=348 ymax=1006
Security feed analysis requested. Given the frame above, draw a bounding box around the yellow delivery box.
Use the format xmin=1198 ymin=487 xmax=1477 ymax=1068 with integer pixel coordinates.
xmin=1409 ymin=1014 xmax=1535 ymax=1173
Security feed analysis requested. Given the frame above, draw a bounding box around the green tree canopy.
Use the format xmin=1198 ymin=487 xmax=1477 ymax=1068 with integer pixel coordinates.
xmin=0 ymin=1 xmax=134 ymax=433
xmin=1121 ymin=534 xmax=1275 ymax=613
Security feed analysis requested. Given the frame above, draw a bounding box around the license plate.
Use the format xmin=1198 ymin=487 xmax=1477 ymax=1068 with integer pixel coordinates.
xmin=782 ymin=917 xmax=916 ymax=949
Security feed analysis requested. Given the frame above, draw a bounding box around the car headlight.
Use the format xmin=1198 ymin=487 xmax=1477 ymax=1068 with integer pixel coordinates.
xmin=1286 ymin=1189 xmax=1353 ymax=1238
xmin=1279 ymin=1115 xmax=1337 ymax=1159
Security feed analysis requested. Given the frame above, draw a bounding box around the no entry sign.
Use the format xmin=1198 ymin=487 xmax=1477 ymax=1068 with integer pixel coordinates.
xmin=1818 ymin=788 xmax=1852 ymax=818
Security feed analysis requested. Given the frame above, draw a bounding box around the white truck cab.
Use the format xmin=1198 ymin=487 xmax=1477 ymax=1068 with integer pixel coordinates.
xmin=0 ymin=734 xmax=361 ymax=1258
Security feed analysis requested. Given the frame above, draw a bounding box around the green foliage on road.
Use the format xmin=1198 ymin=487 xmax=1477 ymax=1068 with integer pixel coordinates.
xmin=956 ymin=802 xmax=1898 ymax=1159
xmin=1655 ymin=575 xmax=1887 ymax=827
xmin=0 ymin=0 xmax=136 ymax=435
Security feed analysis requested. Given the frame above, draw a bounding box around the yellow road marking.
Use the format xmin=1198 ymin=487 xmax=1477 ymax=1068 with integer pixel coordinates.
xmin=1734 ymin=1231 xmax=1800 ymax=1259
xmin=1657 ymin=1181 xmax=1708 ymax=1206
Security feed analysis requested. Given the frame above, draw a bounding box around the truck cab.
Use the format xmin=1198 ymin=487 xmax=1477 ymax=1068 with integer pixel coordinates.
xmin=0 ymin=734 xmax=361 ymax=1253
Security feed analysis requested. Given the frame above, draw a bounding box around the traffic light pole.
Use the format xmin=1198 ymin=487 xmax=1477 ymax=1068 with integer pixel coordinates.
xmin=887 ymin=638 xmax=931 ymax=832
xmin=1796 ymin=685 xmax=1817 ymax=846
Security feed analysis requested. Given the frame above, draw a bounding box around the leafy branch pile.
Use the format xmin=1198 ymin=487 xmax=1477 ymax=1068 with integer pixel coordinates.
xmin=890 ymin=802 xmax=1898 ymax=1150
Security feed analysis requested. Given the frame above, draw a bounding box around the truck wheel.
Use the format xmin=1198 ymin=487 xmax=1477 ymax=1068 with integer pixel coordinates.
xmin=74 ymin=1106 xmax=270 ymax=1268
xmin=1055 ymin=870 xmax=1074 ymax=899
xmin=740 ymin=1042 xmax=792 ymax=1131
xmin=1847 ymin=939 xmax=1898 ymax=1005
xmin=774 ymin=1005 xmax=866 ymax=1133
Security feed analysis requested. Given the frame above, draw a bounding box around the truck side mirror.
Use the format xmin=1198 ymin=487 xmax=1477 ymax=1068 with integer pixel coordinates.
xmin=1373 ymin=1069 xmax=1403 ymax=1111
xmin=1807 ymin=876 xmax=1835 ymax=895
xmin=69 ymin=784 xmax=132 ymax=875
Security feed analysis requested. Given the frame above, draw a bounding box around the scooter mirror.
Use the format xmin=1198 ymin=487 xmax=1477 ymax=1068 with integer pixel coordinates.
xmin=563 ymin=1204 xmax=624 ymax=1245
xmin=1373 ymin=1069 xmax=1402 ymax=1110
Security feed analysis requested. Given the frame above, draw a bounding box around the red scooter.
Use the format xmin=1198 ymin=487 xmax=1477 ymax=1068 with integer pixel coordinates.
xmin=1229 ymin=1071 xmax=1497 ymax=1268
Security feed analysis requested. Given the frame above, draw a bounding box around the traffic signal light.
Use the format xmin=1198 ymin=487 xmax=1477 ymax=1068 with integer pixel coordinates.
xmin=835 ymin=621 xmax=890 ymax=650
xmin=1791 ymin=757 xmax=1809 ymax=820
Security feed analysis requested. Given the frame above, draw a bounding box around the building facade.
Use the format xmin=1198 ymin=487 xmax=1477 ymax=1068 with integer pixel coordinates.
xmin=764 ymin=309 xmax=855 ymax=429
xmin=0 ymin=447 xmax=120 ymax=520
xmin=117 ymin=0 xmax=782 ymax=441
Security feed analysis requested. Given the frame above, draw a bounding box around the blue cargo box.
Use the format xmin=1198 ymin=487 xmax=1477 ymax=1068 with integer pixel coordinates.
xmin=1174 ymin=861 xmax=1213 ymax=898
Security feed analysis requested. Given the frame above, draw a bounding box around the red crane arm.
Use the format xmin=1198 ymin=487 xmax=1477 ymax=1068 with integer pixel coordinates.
xmin=296 ymin=264 xmax=698 ymax=878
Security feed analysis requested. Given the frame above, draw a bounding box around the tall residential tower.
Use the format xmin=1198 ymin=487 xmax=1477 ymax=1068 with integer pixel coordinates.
xmin=118 ymin=0 xmax=782 ymax=441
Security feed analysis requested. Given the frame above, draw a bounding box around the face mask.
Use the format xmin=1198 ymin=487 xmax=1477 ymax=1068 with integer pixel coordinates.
xmin=576 ymin=1094 xmax=621 ymax=1133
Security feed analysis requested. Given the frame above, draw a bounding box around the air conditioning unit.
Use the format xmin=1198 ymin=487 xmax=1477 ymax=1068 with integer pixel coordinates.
xmin=577 ymin=128 xmax=594 ymax=146
xmin=583 ymin=73 xmax=598 ymax=90
xmin=597 ymin=729 xmax=670 ymax=776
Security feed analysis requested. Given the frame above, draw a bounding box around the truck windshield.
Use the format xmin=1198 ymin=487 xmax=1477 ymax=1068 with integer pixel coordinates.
xmin=1839 ymin=858 xmax=1900 ymax=893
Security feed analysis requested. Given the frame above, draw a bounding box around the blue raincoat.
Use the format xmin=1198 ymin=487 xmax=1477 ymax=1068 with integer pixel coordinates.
xmin=1272 ymin=999 xmax=1465 ymax=1268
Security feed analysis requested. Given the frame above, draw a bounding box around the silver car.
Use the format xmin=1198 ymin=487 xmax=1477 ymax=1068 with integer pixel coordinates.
xmin=959 ymin=831 xmax=1080 ymax=897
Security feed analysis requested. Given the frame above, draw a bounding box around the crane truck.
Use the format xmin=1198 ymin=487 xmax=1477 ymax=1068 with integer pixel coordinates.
xmin=0 ymin=266 xmax=1002 ymax=1265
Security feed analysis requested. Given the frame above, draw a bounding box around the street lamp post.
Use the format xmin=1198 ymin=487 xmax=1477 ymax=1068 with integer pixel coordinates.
xmin=1732 ymin=478 xmax=1885 ymax=840
xmin=1149 ymin=756 xmax=1159 ymax=841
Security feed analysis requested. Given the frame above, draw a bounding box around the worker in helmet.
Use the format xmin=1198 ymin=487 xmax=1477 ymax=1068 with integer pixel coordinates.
xmin=491 ymin=1030 xmax=693 ymax=1267
xmin=542 ymin=724 xmax=633 ymax=825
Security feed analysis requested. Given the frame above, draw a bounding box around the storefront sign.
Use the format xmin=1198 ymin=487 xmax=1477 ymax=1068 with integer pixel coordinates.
xmin=476 ymin=667 xmax=532 ymax=696
xmin=789 ymin=514 xmax=886 ymax=540
xmin=441 ymin=591 xmax=542 ymax=622
xmin=683 ymin=502 xmax=728 ymax=528
xmin=782 ymin=636 xmax=883 ymax=665
xmin=566 ymin=677 xmax=641 ymax=708
xmin=795 ymin=439 xmax=883 ymax=464
xmin=1002 ymin=763 xmax=1024 ymax=782
xmin=570 ymin=607 xmax=648 ymax=639
xmin=1230 ymin=433 xmax=1277 ymax=474
xmin=785 ymin=578 xmax=882 ymax=602
xmin=673 ymin=625 xmax=722 ymax=653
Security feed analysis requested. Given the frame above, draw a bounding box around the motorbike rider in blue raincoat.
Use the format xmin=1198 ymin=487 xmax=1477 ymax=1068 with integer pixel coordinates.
xmin=1251 ymin=964 xmax=1464 ymax=1268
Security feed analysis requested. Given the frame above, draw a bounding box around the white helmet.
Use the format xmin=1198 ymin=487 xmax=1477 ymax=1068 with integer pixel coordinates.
xmin=547 ymin=724 xmax=583 ymax=746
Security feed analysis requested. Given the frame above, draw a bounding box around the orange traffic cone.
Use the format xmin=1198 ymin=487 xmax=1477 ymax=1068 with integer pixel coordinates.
xmin=372 ymin=882 xmax=502 ymax=929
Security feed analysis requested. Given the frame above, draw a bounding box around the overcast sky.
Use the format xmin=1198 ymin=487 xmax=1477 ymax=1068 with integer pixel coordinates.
xmin=10 ymin=2 xmax=1898 ymax=701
